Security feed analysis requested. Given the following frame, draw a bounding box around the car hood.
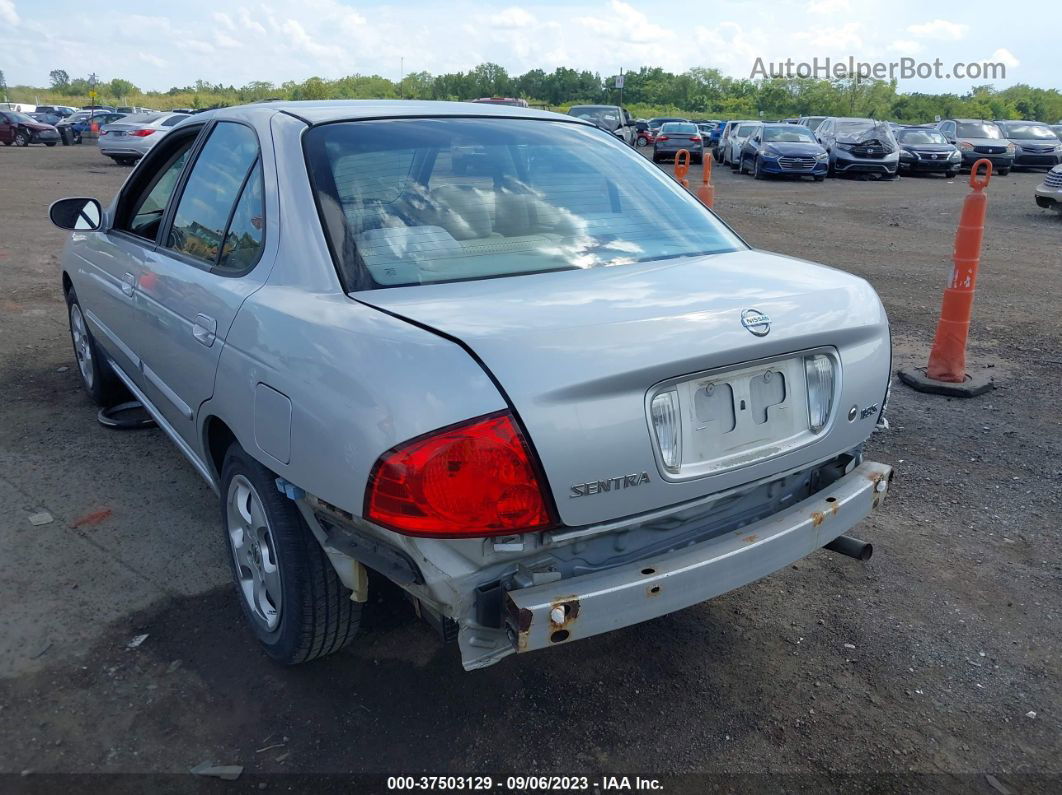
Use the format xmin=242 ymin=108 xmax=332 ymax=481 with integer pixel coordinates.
xmin=956 ymin=137 xmax=1008 ymax=147
xmin=353 ymin=249 xmax=891 ymax=526
xmin=21 ymin=120 xmax=55 ymax=131
xmin=901 ymin=143 xmax=955 ymax=152
xmin=763 ymin=141 xmax=824 ymax=155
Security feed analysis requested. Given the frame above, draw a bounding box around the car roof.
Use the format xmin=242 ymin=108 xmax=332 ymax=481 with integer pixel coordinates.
xmin=197 ymin=99 xmax=588 ymax=127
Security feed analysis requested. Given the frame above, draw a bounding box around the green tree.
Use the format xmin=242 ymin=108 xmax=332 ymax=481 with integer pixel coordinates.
xmin=49 ymin=69 xmax=70 ymax=89
xmin=109 ymin=78 xmax=137 ymax=99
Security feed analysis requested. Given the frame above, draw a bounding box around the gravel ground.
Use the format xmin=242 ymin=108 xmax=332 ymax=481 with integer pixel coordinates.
xmin=0 ymin=143 xmax=1059 ymax=791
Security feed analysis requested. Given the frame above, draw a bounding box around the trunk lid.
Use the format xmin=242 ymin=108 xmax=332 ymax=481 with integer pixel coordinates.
xmin=354 ymin=249 xmax=890 ymax=527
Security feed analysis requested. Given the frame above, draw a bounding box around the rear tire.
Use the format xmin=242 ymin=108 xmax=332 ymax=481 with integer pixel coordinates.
xmin=65 ymin=287 xmax=126 ymax=406
xmin=221 ymin=444 xmax=360 ymax=665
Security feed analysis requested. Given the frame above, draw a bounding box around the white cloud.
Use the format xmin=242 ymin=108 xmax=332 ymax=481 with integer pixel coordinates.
xmin=888 ymin=39 xmax=924 ymax=55
xmin=577 ymin=0 xmax=671 ymax=45
xmin=492 ymin=7 xmax=535 ymax=29
xmin=907 ymin=19 xmax=969 ymax=40
xmin=0 ymin=0 xmax=18 ymax=27
xmin=212 ymin=12 xmax=234 ymax=30
xmin=989 ymin=48 xmax=1019 ymax=68
xmin=137 ymin=51 xmax=167 ymax=68
xmin=214 ymin=31 xmax=240 ymax=49
xmin=794 ymin=22 xmax=863 ymax=50
xmin=806 ymin=0 xmax=849 ymax=14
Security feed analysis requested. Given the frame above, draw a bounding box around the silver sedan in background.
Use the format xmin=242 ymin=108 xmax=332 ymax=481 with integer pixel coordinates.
xmin=99 ymin=112 xmax=191 ymax=165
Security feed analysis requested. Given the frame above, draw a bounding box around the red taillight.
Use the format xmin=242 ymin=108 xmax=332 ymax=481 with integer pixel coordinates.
xmin=99 ymin=130 xmax=108 ymax=135
xmin=365 ymin=411 xmax=553 ymax=537
xmin=656 ymin=135 xmax=669 ymax=142
xmin=130 ymin=129 xmax=155 ymax=137
xmin=690 ymin=136 xmax=701 ymax=142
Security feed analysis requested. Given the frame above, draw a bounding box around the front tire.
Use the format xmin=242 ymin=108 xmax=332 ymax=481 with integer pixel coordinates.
xmin=14 ymin=130 xmax=29 ymax=147
xmin=66 ymin=287 xmax=125 ymax=406
xmin=45 ymin=142 xmax=57 ymax=147
xmin=221 ymin=444 xmax=360 ymax=665
xmin=997 ymin=168 xmax=1010 ymax=176
xmin=753 ymin=157 xmax=765 ymax=179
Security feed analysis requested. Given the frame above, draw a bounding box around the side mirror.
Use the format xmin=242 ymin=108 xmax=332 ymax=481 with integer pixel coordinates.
xmin=49 ymin=198 xmax=102 ymax=231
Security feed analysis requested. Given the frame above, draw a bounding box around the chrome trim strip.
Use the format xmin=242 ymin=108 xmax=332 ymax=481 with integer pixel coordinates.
xmin=142 ymin=362 xmax=194 ymax=420
xmin=108 ymin=359 xmax=218 ymax=493
xmin=83 ymin=308 xmax=140 ymax=368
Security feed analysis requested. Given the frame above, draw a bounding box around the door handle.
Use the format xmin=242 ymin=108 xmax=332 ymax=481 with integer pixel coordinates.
xmin=121 ymin=272 xmax=136 ymax=297
xmin=192 ymin=314 xmax=217 ymax=347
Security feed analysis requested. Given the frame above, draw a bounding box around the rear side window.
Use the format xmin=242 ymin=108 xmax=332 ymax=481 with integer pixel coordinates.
xmin=217 ymin=161 xmax=265 ymax=273
xmin=166 ymin=122 xmax=260 ymax=266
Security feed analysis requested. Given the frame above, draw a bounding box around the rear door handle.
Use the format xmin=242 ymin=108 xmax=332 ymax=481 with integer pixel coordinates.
xmin=121 ymin=272 xmax=136 ymax=297
xmin=192 ymin=314 xmax=217 ymax=347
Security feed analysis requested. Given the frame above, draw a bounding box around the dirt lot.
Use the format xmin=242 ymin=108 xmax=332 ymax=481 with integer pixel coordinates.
xmin=1 ymin=143 xmax=1060 ymax=790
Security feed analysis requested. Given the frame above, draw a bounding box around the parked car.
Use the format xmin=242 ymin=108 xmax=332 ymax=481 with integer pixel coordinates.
xmin=34 ymin=105 xmax=77 ymax=118
xmin=652 ymin=121 xmax=704 ymax=163
xmin=470 ymin=97 xmax=529 ymax=108
xmin=46 ymin=100 xmax=895 ymax=670
xmin=98 ymin=112 xmax=191 ymax=165
xmin=993 ymin=121 xmax=1062 ymax=170
xmin=567 ymin=104 xmax=637 ymax=146
xmin=702 ymin=119 xmax=726 ymax=149
xmin=895 ymin=127 xmax=961 ymax=177
xmin=634 ymin=121 xmax=654 ymax=148
xmin=723 ymin=120 xmax=759 ymax=168
xmin=798 ymin=116 xmax=828 ymax=133
xmin=116 ymin=106 xmax=155 ymax=115
xmin=737 ymin=123 xmax=828 ymax=180
xmin=57 ymin=110 xmax=126 ymax=144
xmin=713 ymin=120 xmax=754 ymax=164
xmin=1034 ymin=165 xmax=1062 ymax=213
xmin=0 ymin=102 xmax=35 ymax=113
xmin=817 ymin=118 xmax=899 ymax=178
xmin=0 ymin=111 xmax=60 ymax=146
xmin=936 ymin=119 xmax=1013 ymax=175
xmin=29 ymin=111 xmax=64 ymax=126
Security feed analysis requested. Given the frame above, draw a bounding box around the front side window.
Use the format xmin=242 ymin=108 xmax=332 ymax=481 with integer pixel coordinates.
xmin=305 ymin=118 xmax=745 ymax=290
xmin=124 ymin=144 xmax=195 ymax=240
xmin=167 ymin=122 xmax=259 ymax=265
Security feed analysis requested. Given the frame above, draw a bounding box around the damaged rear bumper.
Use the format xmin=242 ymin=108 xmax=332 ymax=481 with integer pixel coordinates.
xmin=462 ymin=460 xmax=892 ymax=668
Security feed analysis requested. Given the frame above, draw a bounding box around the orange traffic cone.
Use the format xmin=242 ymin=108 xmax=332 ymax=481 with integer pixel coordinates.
xmin=898 ymin=158 xmax=995 ymax=397
xmin=674 ymin=149 xmax=690 ymax=189
xmin=697 ymin=156 xmax=714 ymax=208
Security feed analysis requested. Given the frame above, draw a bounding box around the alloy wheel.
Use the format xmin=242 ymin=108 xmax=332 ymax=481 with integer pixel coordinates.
xmin=69 ymin=303 xmax=94 ymax=390
xmin=226 ymin=475 xmax=283 ymax=631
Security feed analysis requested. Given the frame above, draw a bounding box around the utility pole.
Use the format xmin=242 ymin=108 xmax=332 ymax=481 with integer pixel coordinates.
xmin=400 ymin=57 xmax=404 ymax=97
xmin=618 ymin=67 xmax=624 ymax=108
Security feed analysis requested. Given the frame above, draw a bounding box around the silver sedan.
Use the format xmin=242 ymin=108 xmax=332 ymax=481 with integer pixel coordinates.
xmin=98 ymin=111 xmax=191 ymax=165
xmin=49 ymin=101 xmax=893 ymax=671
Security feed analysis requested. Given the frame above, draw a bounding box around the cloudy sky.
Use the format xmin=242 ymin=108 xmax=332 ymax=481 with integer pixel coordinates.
xmin=0 ymin=0 xmax=1053 ymax=93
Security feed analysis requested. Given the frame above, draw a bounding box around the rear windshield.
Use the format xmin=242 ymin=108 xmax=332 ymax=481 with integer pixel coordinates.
xmin=568 ymin=106 xmax=623 ymax=130
xmin=305 ymin=118 xmax=745 ymax=290
xmin=956 ymin=122 xmax=1002 ymax=139
xmin=660 ymin=123 xmax=696 ymax=134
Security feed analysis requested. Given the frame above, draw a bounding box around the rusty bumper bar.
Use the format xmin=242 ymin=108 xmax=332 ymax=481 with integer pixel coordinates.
xmin=505 ymin=460 xmax=893 ymax=655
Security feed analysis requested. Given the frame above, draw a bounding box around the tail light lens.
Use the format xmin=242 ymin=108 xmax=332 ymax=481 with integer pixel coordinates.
xmin=690 ymin=136 xmax=701 ymax=142
xmin=656 ymin=135 xmax=669 ymax=142
xmin=650 ymin=390 xmax=681 ymax=471
xmin=804 ymin=354 xmax=836 ymax=433
xmin=130 ymin=129 xmax=155 ymax=137
xmin=365 ymin=412 xmax=553 ymax=537
xmin=99 ymin=130 xmax=108 ymax=135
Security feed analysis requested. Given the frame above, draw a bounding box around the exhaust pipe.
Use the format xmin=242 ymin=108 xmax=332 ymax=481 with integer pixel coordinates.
xmin=824 ymin=535 xmax=873 ymax=561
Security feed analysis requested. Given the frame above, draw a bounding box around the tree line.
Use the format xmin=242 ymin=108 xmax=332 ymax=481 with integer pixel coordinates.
xmin=11 ymin=64 xmax=1062 ymax=124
